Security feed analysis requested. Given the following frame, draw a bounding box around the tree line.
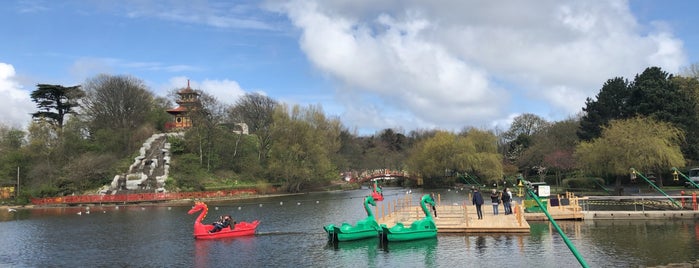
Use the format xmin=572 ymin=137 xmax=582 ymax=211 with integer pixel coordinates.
xmin=1 ymin=65 xmax=698 ymax=201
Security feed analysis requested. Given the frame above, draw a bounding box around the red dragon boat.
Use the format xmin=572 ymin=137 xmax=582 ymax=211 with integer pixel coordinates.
xmin=371 ymin=181 xmax=384 ymax=201
xmin=187 ymin=201 xmax=260 ymax=239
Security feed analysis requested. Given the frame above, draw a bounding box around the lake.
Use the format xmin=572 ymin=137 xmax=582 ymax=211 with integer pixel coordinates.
xmin=1 ymin=187 xmax=697 ymax=267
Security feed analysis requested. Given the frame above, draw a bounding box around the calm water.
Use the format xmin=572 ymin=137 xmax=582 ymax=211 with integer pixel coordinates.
xmin=1 ymin=188 xmax=698 ymax=267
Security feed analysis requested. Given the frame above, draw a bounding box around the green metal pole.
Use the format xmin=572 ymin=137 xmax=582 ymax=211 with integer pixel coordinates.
xmin=466 ymin=173 xmax=480 ymax=185
xmin=631 ymin=168 xmax=681 ymax=208
xmin=671 ymin=167 xmax=699 ymax=189
xmin=592 ymin=180 xmax=611 ymax=194
xmin=527 ymin=188 xmax=589 ymax=268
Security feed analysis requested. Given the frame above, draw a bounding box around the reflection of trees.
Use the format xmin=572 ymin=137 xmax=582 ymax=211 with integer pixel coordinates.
xmin=562 ymin=220 xmax=696 ymax=266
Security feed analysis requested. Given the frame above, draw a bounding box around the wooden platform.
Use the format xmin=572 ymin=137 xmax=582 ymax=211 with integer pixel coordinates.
xmin=376 ymin=198 xmax=530 ymax=233
xmin=522 ymin=193 xmax=585 ymax=221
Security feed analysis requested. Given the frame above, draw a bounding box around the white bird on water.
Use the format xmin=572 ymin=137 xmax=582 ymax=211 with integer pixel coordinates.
xmin=8 ymin=208 xmax=16 ymax=212
xmin=77 ymin=211 xmax=82 ymax=215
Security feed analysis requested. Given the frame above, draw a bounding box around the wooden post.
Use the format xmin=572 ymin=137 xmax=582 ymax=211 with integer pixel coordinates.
xmin=464 ymin=201 xmax=469 ymax=227
xmin=381 ymin=203 xmax=385 ymax=219
xmin=515 ymin=201 xmax=522 ymax=226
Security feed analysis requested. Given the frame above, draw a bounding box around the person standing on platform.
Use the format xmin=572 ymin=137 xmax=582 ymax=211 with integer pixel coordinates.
xmin=472 ymin=187 xmax=484 ymax=219
xmin=490 ymin=189 xmax=500 ymax=215
xmin=430 ymin=192 xmax=438 ymax=218
xmin=502 ymin=188 xmax=513 ymax=215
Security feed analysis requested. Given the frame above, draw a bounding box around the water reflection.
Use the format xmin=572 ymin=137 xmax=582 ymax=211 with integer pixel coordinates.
xmin=475 ymin=236 xmax=486 ymax=254
xmin=381 ymin=238 xmax=438 ymax=267
xmin=326 ymin=238 xmax=380 ymax=251
xmin=1 ymin=188 xmax=698 ymax=267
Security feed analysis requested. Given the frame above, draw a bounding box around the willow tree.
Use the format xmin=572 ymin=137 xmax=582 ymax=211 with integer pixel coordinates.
xmin=575 ymin=117 xmax=685 ymax=194
xmin=408 ymin=129 xmax=502 ymax=186
xmin=267 ymin=104 xmax=341 ymax=192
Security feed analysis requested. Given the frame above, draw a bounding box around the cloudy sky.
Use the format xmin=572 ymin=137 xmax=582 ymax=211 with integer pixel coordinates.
xmin=1 ymin=0 xmax=697 ymax=135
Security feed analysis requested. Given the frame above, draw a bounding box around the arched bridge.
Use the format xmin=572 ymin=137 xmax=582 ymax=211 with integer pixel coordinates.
xmin=348 ymin=169 xmax=419 ymax=184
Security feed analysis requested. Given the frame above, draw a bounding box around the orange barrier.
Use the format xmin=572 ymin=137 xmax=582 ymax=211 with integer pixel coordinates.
xmin=30 ymin=189 xmax=258 ymax=205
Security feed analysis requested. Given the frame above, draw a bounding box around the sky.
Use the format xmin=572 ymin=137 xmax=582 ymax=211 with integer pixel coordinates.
xmin=1 ymin=0 xmax=698 ymax=136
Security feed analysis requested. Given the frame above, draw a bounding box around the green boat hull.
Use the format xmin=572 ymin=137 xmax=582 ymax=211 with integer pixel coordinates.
xmin=324 ymin=196 xmax=380 ymax=242
xmin=325 ymin=224 xmax=380 ymax=242
xmin=380 ymin=194 xmax=438 ymax=242
xmin=380 ymin=222 xmax=437 ymax=242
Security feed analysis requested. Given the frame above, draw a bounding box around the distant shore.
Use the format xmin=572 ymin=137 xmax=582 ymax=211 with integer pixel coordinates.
xmin=1 ymin=192 xmax=310 ymax=211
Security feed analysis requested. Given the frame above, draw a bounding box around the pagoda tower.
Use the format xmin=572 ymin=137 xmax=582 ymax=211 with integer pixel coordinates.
xmin=166 ymin=80 xmax=201 ymax=130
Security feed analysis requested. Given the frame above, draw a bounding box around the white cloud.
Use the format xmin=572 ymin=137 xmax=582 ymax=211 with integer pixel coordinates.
xmin=272 ymin=0 xmax=687 ymax=132
xmin=0 ymin=63 xmax=34 ymax=129
xmin=69 ymin=57 xmax=199 ymax=82
xmin=161 ymin=76 xmax=247 ymax=105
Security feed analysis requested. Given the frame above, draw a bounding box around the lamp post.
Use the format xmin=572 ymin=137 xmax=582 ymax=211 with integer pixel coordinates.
xmin=673 ymin=169 xmax=679 ymax=182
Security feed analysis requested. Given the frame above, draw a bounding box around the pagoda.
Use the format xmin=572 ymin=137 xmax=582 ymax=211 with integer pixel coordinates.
xmin=166 ymin=80 xmax=201 ymax=130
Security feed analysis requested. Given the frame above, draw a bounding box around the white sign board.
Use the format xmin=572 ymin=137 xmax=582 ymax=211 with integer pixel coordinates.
xmin=537 ymin=185 xmax=550 ymax=197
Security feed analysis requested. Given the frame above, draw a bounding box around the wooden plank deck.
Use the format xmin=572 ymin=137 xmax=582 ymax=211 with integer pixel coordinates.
xmin=374 ymin=193 xmax=587 ymax=234
xmin=377 ymin=201 xmax=530 ymax=233
xmin=522 ymin=193 xmax=585 ymax=221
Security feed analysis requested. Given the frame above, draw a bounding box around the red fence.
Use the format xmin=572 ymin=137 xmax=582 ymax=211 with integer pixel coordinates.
xmin=30 ymin=189 xmax=258 ymax=206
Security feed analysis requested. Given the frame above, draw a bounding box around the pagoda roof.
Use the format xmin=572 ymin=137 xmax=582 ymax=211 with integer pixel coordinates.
xmin=177 ymin=79 xmax=199 ymax=95
xmin=166 ymin=106 xmax=188 ymax=114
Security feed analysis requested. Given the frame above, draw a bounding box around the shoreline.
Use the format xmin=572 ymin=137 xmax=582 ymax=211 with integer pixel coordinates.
xmin=1 ymin=192 xmax=311 ymax=211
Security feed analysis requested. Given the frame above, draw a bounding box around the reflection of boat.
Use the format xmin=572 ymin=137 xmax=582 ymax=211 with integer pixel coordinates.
xmin=380 ymin=194 xmax=437 ymax=242
xmin=381 ymin=236 xmax=438 ymax=252
xmin=371 ymin=181 xmax=384 ymax=201
xmin=324 ymin=196 xmax=380 ymax=242
xmin=187 ymin=201 xmax=260 ymax=240
xmin=326 ymin=236 xmax=380 ymax=251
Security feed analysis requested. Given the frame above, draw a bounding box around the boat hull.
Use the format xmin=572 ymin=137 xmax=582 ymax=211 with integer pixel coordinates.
xmin=382 ymin=228 xmax=437 ymax=242
xmin=380 ymin=220 xmax=437 ymax=242
xmin=325 ymin=224 xmax=380 ymax=242
xmin=194 ymin=220 xmax=260 ymax=240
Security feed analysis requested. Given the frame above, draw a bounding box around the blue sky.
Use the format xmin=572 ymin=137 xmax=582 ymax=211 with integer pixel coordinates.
xmin=1 ymin=0 xmax=698 ymax=136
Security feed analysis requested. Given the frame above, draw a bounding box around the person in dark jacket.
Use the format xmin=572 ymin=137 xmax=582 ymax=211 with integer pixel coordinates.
xmin=472 ymin=187 xmax=484 ymax=219
xmin=502 ymin=188 xmax=513 ymax=215
xmin=209 ymin=215 xmax=232 ymax=233
xmin=490 ymin=189 xmax=500 ymax=215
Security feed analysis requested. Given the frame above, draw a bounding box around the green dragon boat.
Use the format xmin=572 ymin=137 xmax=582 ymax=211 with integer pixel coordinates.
xmin=324 ymin=196 xmax=380 ymax=242
xmin=380 ymin=194 xmax=437 ymax=242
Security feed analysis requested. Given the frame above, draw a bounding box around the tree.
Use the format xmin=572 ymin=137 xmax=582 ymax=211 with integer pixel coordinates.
xmin=267 ymin=104 xmax=341 ymax=192
xmin=81 ymin=74 xmax=155 ymax=156
xmin=185 ymin=91 xmax=228 ymax=171
xmin=579 ymin=67 xmax=699 ymax=161
xmin=628 ymin=67 xmax=699 ymax=160
xmin=228 ymin=93 xmax=278 ymax=162
xmin=0 ymin=124 xmax=26 ymax=187
xmin=30 ymin=84 xmax=84 ymax=130
xmin=575 ymin=117 xmax=684 ymax=195
xmin=502 ymin=113 xmax=549 ymax=169
xmin=502 ymin=113 xmax=550 ymax=142
xmin=408 ymin=129 xmax=502 ymax=187
xmin=578 ymin=77 xmax=630 ymax=141
xmin=521 ymin=118 xmax=580 ymax=185
xmin=680 ymin=62 xmax=699 ymax=78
